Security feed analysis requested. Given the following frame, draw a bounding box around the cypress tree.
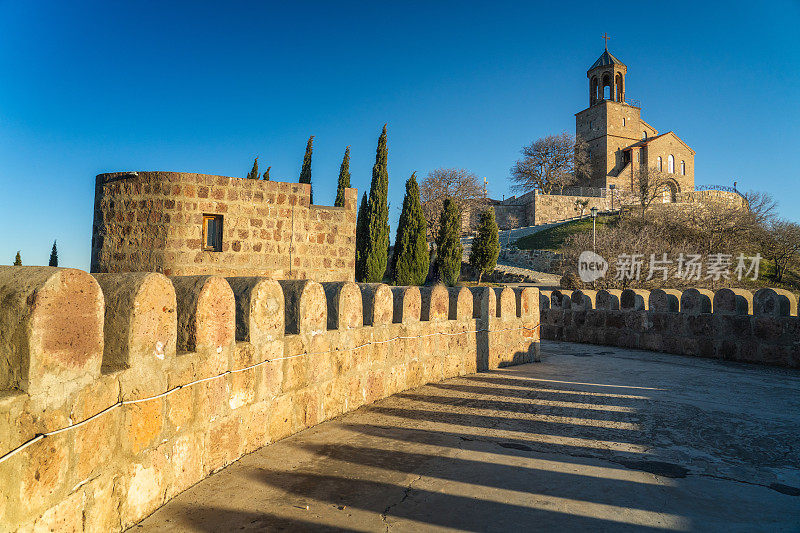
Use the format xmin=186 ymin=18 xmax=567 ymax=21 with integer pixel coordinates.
xmin=334 ymin=146 xmax=351 ymax=208
xmin=391 ymin=173 xmax=429 ymax=285
xmin=13 ymin=251 xmax=21 ymax=266
xmin=469 ymin=208 xmax=500 ymax=285
xmin=362 ymin=125 xmax=390 ymax=282
xmin=262 ymin=166 xmax=271 ymax=181
xmin=299 ymin=135 xmax=314 ymax=204
xmin=49 ymin=241 xmax=58 ymax=267
xmin=246 ymin=157 xmax=259 ymax=180
xmin=434 ymin=198 xmax=463 ymax=286
xmin=355 ymin=191 xmax=369 ymax=282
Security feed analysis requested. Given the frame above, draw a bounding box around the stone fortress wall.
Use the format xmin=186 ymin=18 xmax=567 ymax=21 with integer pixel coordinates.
xmin=473 ymin=188 xmax=746 ymax=234
xmin=0 ymin=266 xmax=540 ymax=532
xmin=540 ymin=287 xmax=800 ymax=368
xmin=91 ymin=171 xmax=357 ymax=282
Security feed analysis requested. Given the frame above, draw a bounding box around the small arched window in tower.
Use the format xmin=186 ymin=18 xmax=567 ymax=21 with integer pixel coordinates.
xmin=680 ymin=160 xmax=686 ymax=175
xmin=657 ymin=156 xmax=663 ymax=172
xmin=622 ymin=117 xmax=626 ymax=127
xmin=615 ymin=73 xmax=624 ymax=102
xmin=668 ymin=155 xmax=675 ymax=173
xmin=642 ymin=131 xmax=647 ymax=140
xmin=636 ymin=150 xmax=640 ymax=162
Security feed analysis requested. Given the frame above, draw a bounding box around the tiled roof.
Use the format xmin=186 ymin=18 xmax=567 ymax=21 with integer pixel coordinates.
xmin=589 ymin=50 xmax=625 ymax=70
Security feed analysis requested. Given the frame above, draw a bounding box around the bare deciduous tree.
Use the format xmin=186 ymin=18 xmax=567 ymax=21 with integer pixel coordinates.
xmin=574 ymin=199 xmax=589 ymax=217
xmin=761 ymin=220 xmax=800 ymax=282
xmin=420 ymin=168 xmax=484 ymax=241
xmin=510 ymin=133 xmax=589 ymax=194
xmin=629 ymin=165 xmax=675 ymax=219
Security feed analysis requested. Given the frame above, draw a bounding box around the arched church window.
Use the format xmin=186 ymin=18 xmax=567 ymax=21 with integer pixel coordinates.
xmin=657 ymin=156 xmax=663 ymax=172
xmin=642 ymin=131 xmax=647 ymax=140
xmin=622 ymin=117 xmax=626 ymax=126
xmin=680 ymin=161 xmax=686 ymax=175
xmin=668 ymin=155 xmax=675 ymax=173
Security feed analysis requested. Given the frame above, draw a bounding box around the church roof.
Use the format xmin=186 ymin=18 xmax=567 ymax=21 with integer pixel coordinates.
xmin=623 ymin=131 xmax=696 ymax=155
xmin=589 ymin=50 xmax=625 ymax=70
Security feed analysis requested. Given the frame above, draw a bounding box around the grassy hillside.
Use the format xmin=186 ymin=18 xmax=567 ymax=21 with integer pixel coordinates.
xmin=513 ymin=214 xmax=617 ymax=251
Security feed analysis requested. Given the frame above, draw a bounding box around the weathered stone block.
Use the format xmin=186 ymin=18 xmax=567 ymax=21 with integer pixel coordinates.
xmin=171 ymin=276 xmax=236 ymax=366
xmin=420 ymin=284 xmax=448 ymax=321
xmin=278 ymin=280 xmax=327 ymax=335
xmin=358 ymin=283 xmax=393 ymax=326
xmin=754 ymin=288 xmax=796 ymax=317
xmin=621 ymin=289 xmax=649 ymax=311
xmin=227 ymin=277 xmax=284 ymax=342
xmin=445 ymin=287 xmax=471 ymax=320
xmin=392 ymin=286 xmax=422 ymax=323
xmin=321 ymin=281 xmax=362 ymax=330
xmin=681 ymin=288 xmax=714 ymax=315
xmin=649 ymin=289 xmax=681 ymax=313
xmin=468 ymin=287 xmax=496 ymax=319
xmin=713 ymin=288 xmax=752 ymax=315
xmin=0 ymin=267 xmax=104 ymax=406
xmin=596 ymin=289 xmax=622 ymax=310
xmin=495 ymin=287 xmax=516 ymax=320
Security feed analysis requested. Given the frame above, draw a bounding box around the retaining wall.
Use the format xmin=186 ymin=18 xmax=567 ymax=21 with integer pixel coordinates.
xmin=540 ymin=287 xmax=800 ymax=367
xmin=0 ymin=266 xmax=539 ymax=532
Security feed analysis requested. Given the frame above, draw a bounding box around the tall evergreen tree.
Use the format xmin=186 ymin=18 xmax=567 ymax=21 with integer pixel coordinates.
xmin=49 ymin=241 xmax=58 ymax=267
xmin=262 ymin=166 xmax=271 ymax=181
xmin=469 ymin=208 xmax=500 ymax=285
xmin=299 ymin=135 xmax=314 ymax=203
xmin=434 ymin=198 xmax=463 ymax=286
xmin=246 ymin=157 xmax=259 ymax=180
xmin=13 ymin=251 xmax=21 ymax=266
xmin=391 ymin=173 xmax=429 ymax=285
xmin=334 ymin=146 xmax=351 ymax=208
xmin=354 ymin=191 xmax=369 ymax=281
xmin=362 ymin=125 xmax=391 ymax=282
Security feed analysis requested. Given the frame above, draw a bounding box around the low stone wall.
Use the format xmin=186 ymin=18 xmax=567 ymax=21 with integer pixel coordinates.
xmin=532 ymin=193 xmax=612 ymax=226
xmin=0 ymin=266 xmax=539 ymax=532
xmin=499 ymin=249 xmax=563 ymax=273
xmin=539 ymin=287 xmax=799 ymax=367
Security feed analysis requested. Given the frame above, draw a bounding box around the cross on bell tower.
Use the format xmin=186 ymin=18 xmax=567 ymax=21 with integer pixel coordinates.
xmin=587 ymin=39 xmax=627 ymax=107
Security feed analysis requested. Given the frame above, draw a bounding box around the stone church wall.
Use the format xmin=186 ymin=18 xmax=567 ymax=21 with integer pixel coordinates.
xmin=91 ymin=171 xmax=357 ymax=282
xmin=0 ymin=266 xmax=540 ymax=531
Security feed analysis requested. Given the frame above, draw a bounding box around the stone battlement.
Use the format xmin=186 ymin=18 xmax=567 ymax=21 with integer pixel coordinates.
xmin=0 ymin=266 xmax=539 ymax=531
xmin=540 ymin=287 xmax=799 ymax=367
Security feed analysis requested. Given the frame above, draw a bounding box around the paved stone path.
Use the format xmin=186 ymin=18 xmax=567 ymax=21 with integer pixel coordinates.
xmin=135 ymin=341 xmax=800 ymax=532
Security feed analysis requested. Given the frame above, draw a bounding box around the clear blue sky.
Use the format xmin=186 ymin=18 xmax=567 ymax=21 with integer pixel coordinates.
xmin=2 ymin=1 xmax=799 ymax=269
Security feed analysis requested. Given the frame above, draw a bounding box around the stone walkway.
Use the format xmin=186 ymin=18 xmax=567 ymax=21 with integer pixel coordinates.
xmin=135 ymin=341 xmax=800 ymax=532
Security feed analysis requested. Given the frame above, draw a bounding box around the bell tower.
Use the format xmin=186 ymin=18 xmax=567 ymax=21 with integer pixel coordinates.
xmin=587 ymin=35 xmax=627 ymax=107
xmin=575 ymin=37 xmax=644 ymax=189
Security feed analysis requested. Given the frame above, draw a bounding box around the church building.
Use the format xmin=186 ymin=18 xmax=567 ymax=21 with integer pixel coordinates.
xmin=575 ymin=45 xmax=695 ymax=201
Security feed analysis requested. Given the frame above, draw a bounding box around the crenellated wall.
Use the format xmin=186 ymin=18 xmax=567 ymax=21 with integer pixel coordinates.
xmin=0 ymin=266 xmax=539 ymax=532
xmin=539 ymin=287 xmax=800 ymax=367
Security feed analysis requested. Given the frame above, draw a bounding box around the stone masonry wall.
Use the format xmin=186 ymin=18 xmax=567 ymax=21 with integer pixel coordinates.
xmin=91 ymin=171 xmax=357 ymax=282
xmin=532 ymin=193 xmax=612 ymax=226
xmin=539 ymin=287 xmax=800 ymax=368
xmin=0 ymin=266 xmax=540 ymax=532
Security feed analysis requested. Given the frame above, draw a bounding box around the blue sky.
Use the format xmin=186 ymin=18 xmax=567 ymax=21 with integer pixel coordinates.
xmin=2 ymin=1 xmax=799 ymax=269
